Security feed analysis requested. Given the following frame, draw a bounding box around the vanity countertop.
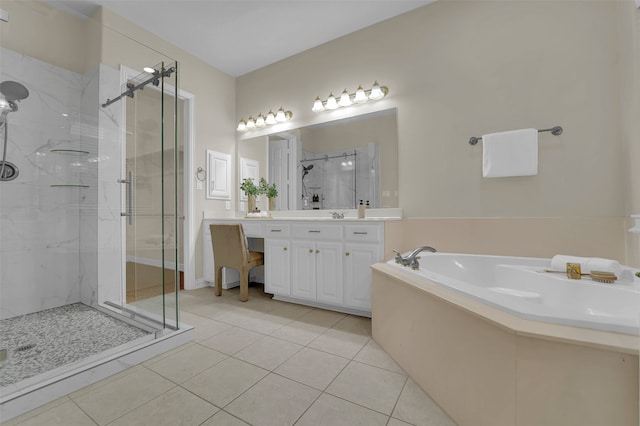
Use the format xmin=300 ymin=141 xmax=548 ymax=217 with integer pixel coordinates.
xmin=203 ymin=208 xmax=402 ymax=222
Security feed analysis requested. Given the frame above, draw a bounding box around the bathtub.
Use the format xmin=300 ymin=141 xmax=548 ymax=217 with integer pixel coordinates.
xmin=371 ymin=253 xmax=639 ymax=426
xmin=386 ymin=253 xmax=640 ymax=335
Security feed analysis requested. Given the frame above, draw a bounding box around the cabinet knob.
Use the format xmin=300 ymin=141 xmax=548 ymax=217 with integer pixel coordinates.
xmin=345 ymin=252 xmax=350 ymax=256
xmin=316 ymin=250 xmax=320 ymax=254
xmin=309 ymin=249 xmax=313 ymax=253
xmin=284 ymin=247 xmax=287 ymax=251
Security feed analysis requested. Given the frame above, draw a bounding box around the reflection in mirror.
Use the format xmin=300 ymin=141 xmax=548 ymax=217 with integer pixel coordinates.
xmin=238 ymin=108 xmax=398 ymax=211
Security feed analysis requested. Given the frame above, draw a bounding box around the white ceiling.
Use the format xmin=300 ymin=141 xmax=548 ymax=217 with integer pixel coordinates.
xmin=47 ymin=0 xmax=435 ymax=77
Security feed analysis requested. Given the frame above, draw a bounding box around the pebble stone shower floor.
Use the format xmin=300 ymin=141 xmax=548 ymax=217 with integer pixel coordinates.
xmin=0 ymin=303 xmax=151 ymax=387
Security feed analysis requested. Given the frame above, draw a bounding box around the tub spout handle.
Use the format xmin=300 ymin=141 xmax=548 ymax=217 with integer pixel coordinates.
xmin=393 ymin=249 xmax=403 ymax=264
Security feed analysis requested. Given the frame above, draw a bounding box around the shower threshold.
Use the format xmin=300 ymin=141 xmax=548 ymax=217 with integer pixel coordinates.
xmin=0 ymin=303 xmax=193 ymax=422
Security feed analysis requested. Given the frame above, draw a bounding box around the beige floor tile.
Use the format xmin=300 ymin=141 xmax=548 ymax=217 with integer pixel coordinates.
xmin=354 ymin=339 xmax=405 ymax=374
xmin=270 ymin=320 xmax=328 ymax=346
xmin=233 ymin=335 xmax=302 ymax=371
xmin=188 ymin=302 xmax=235 ymax=320
xmin=326 ymin=361 xmax=407 ymax=415
xmin=262 ymin=300 xmax=313 ymax=320
xmin=296 ymin=393 xmax=389 ymax=426
xmin=145 ymin=343 xmax=228 ymax=383
xmin=308 ymin=328 xmax=370 ymax=359
xmin=199 ymin=326 xmax=264 ymax=355
xmin=143 ymin=342 xmax=194 ymax=365
xmin=179 ymin=312 xmax=233 ymax=342
xmin=200 ymin=410 xmax=250 ymax=425
xmin=297 ymin=309 xmax=346 ymax=327
xmin=392 ymin=378 xmax=457 ymax=426
xmin=71 ymin=368 xmax=175 ymax=425
xmin=387 ymin=418 xmax=413 ymax=426
xmin=274 ymin=347 xmax=348 ymax=390
xmin=225 ymin=373 xmax=320 ymax=426
xmin=3 ymin=400 xmax=95 ymax=426
xmin=181 ymin=357 xmax=268 ymax=407
xmin=1 ymin=397 xmax=70 ymax=426
xmin=68 ymin=365 xmax=145 ymax=400
xmin=232 ymin=311 xmax=292 ymax=335
xmin=107 ymin=386 xmax=218 ymax=426
xmin=332 ymin=315 xmax=372 ymax=336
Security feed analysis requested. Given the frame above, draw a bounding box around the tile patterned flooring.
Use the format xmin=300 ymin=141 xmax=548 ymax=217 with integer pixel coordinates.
xmin=3 ymin=286 xmax=456 ymax=426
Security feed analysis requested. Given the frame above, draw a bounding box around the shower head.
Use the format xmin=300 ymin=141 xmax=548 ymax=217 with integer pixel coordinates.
xmin=0 ymin=81 xmax=29 ymax=101
xmin=0 ymin=81 xmax=28 ymax=125
xmin=302 ymin=164 xmax=314 ymax=178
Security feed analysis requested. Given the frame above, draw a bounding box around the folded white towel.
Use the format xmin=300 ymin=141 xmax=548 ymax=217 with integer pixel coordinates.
xmin=550 ymin=255 xmax=622 ymax=275
xmin=550 ymin=255 xmax=587 ymax=271
xmin=482 ymin=128 xmax=538 ymax=177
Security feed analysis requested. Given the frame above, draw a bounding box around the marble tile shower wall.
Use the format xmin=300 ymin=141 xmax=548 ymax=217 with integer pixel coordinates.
xmin=0 ymin=50 xmax=126 ymax=319
xmin=0 ymin=47 xmax=84 ymax=319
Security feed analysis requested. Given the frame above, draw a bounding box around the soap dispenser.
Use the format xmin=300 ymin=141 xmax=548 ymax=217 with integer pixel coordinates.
xmin=358 ymin=200 xmax=365 ymax=219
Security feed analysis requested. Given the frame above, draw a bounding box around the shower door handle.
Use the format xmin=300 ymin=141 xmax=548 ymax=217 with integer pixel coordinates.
xmin=118 ymin=171 xmax=133 ymax=225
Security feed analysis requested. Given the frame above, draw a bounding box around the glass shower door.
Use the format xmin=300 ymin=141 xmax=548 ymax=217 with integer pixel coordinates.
xmin=121 ymin=62 xmax=180 ymax=329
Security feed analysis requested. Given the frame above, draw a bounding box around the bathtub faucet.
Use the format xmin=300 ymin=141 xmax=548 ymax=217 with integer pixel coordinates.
xmin=393 ymin=246 xmax=437 ymax=270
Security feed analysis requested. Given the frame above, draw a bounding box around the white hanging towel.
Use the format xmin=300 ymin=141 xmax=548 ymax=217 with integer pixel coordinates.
xmin=482 ymin=128 xmax=538 ymax=177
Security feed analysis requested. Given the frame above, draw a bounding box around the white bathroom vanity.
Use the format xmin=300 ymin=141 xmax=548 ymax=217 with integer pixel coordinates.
xmin=203 ymin=211 xmax=400 ymax=316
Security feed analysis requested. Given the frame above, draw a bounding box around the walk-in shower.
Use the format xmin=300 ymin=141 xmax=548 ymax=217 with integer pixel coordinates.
xmin=0 ymin=80 xmax=28 ymax=181
xmin=0 ymin=4 xmax=190 ymax=420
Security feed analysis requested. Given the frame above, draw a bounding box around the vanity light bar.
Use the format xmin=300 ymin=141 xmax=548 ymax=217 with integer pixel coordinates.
xmin=312 ymin=81 xmax=389 ymax=112
xmin=237 ymin=107 xmax=293 ymax=132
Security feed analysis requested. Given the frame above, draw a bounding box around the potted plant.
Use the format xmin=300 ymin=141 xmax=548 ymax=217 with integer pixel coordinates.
xmin=259 ymin=178 xmax=278 ymax=211
xmin=240 ymin=178 xmax=259 ymax=212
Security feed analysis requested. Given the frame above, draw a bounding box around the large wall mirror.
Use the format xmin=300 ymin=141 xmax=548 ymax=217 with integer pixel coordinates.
xmin=238 ymin=108 xmax=398 ymax=211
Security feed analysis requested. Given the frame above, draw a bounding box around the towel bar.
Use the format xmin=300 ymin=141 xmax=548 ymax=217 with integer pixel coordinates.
xmin=468 ymin=126 xmax=563 ymax=146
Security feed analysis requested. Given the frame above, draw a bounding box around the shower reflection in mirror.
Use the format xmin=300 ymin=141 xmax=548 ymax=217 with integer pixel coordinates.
xmin=298 ymin=142 xmax=379 ymax=210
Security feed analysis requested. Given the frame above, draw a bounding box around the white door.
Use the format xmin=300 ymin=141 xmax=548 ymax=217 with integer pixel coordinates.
xmin=269 ymin=138 xmax=288 ymax=210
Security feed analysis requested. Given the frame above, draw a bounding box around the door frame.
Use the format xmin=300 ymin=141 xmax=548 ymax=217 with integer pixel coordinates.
xmin=119 ymin=65 xmax=196 ymax=300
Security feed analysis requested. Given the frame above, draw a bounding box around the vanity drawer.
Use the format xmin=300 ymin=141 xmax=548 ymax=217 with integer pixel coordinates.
xmin=344 ymin=224 xmax=382 ymax=243
xmin=291 ymin=224 xmax=342 ymax=240
xmin=265 ymin=223 xmax=290 ymax=237
xmin=242 ymin=222 xmax=264 ymax=237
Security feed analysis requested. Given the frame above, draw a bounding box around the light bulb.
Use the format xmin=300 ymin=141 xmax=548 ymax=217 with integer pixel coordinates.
xmin=246 ymin=116 xmax=256 ymax=129
xmin=265 ymin=110 xmax=276 ymax=125
xmin=338 ymin=89 xmax=352 ymax=107
xmin=312 ymin=97 xmax=325 ymax=112
xmin=369 ymin=81 xmax=385 ymax=100
xmin=236 ymin=119 xmax=247 ymax=132
xmin=275 ymin=107 xmax=287 ymax=121
xmin=325 ymin=93 xmax=339 ymax=110
xmin=255 ymin=113 xmax=266 ymax=127
xmin=354 ymin=85 xmax=367 ymax=103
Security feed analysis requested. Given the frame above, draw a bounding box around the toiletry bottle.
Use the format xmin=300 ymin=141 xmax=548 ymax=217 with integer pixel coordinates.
xmin=358 ymin=200 xmax=365 ymax=219
xmin=365 ymin=200 xmax=370 ymax=209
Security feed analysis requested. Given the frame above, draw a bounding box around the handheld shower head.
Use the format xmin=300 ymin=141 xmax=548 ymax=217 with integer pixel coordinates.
xmin=0 ymin=99 xmax=14 ymax=126
xmin=0 ymin=81 xmax=28 ymax=125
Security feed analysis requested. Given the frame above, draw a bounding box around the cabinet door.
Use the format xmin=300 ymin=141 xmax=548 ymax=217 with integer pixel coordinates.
xmin=316 ymin=241 xmax=343 ymax=305
xmin=206 ymin=150 xmax=231 ymax=200
xmin=291 ymin=240 xmax=316 ymax=301
xmin=343 ymin=243 xmax=382 ymax=311
xmin=265 ymin=239 xmax=290 ymax=295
